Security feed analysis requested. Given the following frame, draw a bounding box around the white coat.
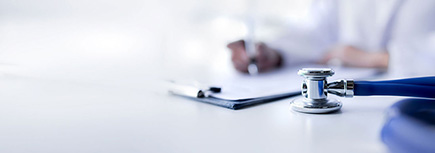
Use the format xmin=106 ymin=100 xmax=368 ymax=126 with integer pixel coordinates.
xmin=267 ymin=0 xmax=435 ymax=77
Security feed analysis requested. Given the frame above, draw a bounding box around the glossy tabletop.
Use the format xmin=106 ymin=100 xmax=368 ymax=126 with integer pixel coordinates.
xmin=0 ymin=1 xmax=401 ymax=152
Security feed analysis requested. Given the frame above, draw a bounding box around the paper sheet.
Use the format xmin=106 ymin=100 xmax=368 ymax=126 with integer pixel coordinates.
xmin=210 ymin=65 xmax=381 ymax=100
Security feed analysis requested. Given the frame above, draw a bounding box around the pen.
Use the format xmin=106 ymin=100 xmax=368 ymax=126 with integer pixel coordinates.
xmin=245 ymin=30 xmax=258 ymax=75
xmin=245 ymin=3 xmax=258 ymax=75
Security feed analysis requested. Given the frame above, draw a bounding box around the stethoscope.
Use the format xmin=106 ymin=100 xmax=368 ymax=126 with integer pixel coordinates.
xmin=290 ymin=68 xmax=435 ymax=114
xmin=290 ymin=68 xmax=435 ymax=152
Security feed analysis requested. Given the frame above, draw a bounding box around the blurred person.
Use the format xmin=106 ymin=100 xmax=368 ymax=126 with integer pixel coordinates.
xmin=227 ymin=0 xmax=435 ymax=77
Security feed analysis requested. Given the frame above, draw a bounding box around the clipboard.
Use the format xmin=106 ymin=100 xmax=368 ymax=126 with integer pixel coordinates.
xmin=176 ymin=91 xmax=300 ymax=110
xmin=168 ymin=81 xmax=300 ymax=109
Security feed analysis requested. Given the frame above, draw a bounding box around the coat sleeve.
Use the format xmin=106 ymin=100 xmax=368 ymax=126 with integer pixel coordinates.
xmin=265 ymin=0 xmax=339 ymax=66
xmin=388 ymin=0 xmax=435 ymax=77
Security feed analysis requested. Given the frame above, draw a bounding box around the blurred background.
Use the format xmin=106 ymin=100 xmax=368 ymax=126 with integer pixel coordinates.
xmin=0 ymin=0 xmax=313 ymax=85
xmin=2 ymin=1 xmax=435 ymax=153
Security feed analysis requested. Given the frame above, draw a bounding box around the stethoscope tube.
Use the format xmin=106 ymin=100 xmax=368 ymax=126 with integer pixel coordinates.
xmin=354 ymin=77 xmax=435 ymax=98
xmin=381 ymin=98 xmax=435 ymax=153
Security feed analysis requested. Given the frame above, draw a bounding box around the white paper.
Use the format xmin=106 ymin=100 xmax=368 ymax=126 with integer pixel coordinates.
xmin=209 ymin=65 xmax=381 ymax=100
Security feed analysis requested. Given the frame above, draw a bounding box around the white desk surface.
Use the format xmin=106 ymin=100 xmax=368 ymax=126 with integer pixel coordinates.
xmin=0 ymin=73 xmax=401 ymax=153
xmin=0 ymin=19 xmax=402 ymax=153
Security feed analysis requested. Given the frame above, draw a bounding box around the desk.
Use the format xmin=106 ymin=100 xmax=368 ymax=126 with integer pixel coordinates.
xmin=0 ymin=15 xmax=399 ymax=153
xmin=0 ymin=73 xmax=400 ymax=153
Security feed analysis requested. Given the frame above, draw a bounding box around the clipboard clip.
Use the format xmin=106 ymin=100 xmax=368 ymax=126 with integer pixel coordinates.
xmin=168 ymin=81 xmax=221 ymax=98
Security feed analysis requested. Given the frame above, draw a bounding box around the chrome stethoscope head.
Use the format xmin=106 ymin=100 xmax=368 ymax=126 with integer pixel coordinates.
xmin=290 ymin=68 xmax=354 ymax=114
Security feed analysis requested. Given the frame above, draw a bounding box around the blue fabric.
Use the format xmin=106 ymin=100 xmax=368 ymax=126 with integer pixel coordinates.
xmin=381 ymin=99 xmax=435 ymax=153
xmin=354 ymin=77 xmax=435 ymax=98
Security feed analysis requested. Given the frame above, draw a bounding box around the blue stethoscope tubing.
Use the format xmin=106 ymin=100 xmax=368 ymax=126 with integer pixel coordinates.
xmin=381 ymin=98 xmax=435 ymax=153
xmin=350 ymin=77 xmax=435 ymax=152
xmin=354 ymin=77 xmax=435 ymax=98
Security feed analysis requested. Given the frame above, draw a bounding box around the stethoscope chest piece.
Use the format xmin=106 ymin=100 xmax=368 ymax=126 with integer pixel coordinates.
xmin=290 ymin=97 xmax=342 ymax=113
xmin=290 ymin=68 xmax=342 ymax=114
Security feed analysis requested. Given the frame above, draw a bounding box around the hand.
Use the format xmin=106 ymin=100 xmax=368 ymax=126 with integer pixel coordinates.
xmin=320 ymin=45 xmax=389 ymax=68
xmin=227 ymin=40 xmax=282 ymax=73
